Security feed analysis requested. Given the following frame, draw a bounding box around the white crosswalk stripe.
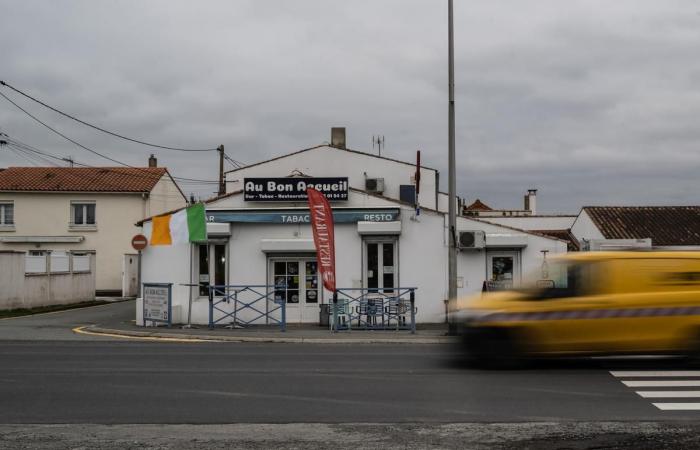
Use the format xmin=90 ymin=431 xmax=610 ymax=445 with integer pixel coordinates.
xmin=610 ymin=370 xmax=700 ymax=411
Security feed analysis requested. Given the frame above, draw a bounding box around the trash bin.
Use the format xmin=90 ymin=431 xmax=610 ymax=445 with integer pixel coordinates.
xmin=319 ymin=303 xmax=330 ymax=327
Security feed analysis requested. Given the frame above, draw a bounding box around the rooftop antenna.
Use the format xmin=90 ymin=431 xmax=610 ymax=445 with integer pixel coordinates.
xmin=372 ymin=135 xmax=385 ymax=157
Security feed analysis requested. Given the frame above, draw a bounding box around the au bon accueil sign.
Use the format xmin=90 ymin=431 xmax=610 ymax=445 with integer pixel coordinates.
xmin=244 ymin=177 xmax=348 ymax=201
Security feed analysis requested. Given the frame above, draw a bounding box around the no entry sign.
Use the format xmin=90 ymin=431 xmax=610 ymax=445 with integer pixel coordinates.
xmin=131 ymin=234 xmax=148 ymax=251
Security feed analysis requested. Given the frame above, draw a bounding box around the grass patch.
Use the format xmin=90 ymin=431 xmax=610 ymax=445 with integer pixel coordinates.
xmin=0 ymin=300 xmax=114 ymax=319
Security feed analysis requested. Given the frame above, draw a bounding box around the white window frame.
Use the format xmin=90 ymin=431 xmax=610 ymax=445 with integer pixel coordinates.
xmin=362 ymin=237 xmax=399 ymax=293
xmin=0 ymin=201 xmax=14 ymax=229
xmin=70 ymin=201 xmax=97 ymax=229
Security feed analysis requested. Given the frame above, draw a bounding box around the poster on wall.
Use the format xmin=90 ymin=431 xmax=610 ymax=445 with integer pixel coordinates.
xmin=244 ymin=177 xmax=348 ymax=201
xmin=143 ymin=283 xmax=172 ymax=326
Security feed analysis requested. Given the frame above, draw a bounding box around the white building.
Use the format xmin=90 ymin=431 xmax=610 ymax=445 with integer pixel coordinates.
xmin=138 ymin=130 xmax=567 ymax=325
xmin=0 ymin=160 xmax=187 ymax=295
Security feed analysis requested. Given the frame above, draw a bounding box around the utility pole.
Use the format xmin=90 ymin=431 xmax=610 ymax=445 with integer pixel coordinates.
xmin=447 ymin=0 xmax=458 ymax=314
xmin=217 ymin=144 xmax=225 ymax=196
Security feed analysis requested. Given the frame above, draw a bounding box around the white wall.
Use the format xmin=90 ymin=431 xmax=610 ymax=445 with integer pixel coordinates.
xmin=477 ymin=216 xmax=576 ymax=231
xmin=455 ymin=216 xmax=568 ymax=298
xmin=570 ymin=209 xmax=605 ymax=243
xmin=0 ymin=251 xmax=96 ymax=310
xmin=138 ymin=221 xmax=191 ymax=325
xmin=226 ymin=146 xmax=438 ymax=209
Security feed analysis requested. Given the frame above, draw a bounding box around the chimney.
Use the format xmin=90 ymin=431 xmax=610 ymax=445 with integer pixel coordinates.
xmin=148 ymin=154 xmax=157 ymax=167
xmin=524 ymin=189 xmax=537 ymax=215
xmin=331 ymin=127 xmax=346 ymax=149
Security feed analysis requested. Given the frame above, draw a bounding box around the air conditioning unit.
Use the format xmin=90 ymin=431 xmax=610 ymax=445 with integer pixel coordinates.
xmin=458 ymin=231 xmax=486 ymax=249
xmin=365 ymin=177 xmax=385 ymax=193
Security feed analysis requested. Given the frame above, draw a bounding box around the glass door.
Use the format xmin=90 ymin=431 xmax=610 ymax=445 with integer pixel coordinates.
xmin=364 ymin=240 xmax=397 ymax=293
xmin=272 ymin=258 xmax=320 ymax=323
xmin=197 ymin=243 xmax=227 ymax=297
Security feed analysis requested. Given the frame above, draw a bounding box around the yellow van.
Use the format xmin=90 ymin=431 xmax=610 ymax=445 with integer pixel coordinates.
xmin=451 ymin=252 xmax=700 ymax=364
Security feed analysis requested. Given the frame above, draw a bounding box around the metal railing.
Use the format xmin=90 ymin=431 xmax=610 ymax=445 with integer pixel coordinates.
xmin=208 ymin=285 xmax=286 ymax=332
xmin=331 ymin=287 xmax=417 ymax=333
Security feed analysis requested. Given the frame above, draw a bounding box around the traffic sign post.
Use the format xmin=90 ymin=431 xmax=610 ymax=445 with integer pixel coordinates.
xmin=131 ymin=234 xmax=148 ymax=300
xmin=131 ymin=234 xmax=148 ymax=251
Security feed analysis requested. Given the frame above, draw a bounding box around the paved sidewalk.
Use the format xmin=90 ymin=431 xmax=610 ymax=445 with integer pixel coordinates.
xmin=84 ymin=316 xmax=455 ymax=344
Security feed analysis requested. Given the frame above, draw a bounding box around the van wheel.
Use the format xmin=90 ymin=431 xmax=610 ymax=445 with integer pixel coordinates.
xmin=467 ymin=329 xmax=524 ymax=369
xmin=685 ymin=330 xmax=700 ymax=367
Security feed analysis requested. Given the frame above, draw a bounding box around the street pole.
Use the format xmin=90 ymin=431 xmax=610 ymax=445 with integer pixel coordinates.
xmin=217 ymin=144 xmax=225 ymax=196
xmin=447 ymin=0 xmax=458 ymax=313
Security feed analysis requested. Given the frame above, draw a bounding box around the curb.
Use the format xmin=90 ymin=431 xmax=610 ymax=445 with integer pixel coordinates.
xmin=80 ymin=325 xmax=456 ymax=344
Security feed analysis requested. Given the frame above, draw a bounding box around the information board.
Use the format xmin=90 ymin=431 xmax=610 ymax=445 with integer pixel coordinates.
xmin=143 ymin=283 xmax=172 ymax=326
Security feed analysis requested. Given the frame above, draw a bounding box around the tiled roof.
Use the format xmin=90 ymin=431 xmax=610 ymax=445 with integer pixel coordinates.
xmin=0 ymin=167 xmax=167 ymax=193
xmin=531 ymin=229 xmax=580 ymax=251
xmin=465 ymin=199 xmax=493 ymax=211
xmin=583 ymin=206 xmax=700 ymax=246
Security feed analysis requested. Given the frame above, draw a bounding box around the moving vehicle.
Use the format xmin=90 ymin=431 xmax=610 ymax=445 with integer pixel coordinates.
xmin=451 ymin=252 xmax=700 ymax=365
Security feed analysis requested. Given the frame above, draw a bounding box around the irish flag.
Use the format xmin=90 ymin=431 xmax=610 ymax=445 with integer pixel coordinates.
xmin=150 ymin=203 xmax=207 ymax=245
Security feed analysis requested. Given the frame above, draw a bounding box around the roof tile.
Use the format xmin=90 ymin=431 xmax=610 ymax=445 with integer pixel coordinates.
xmin=584 ymin=206 xmax=700 ymax=246
xmin=0 ymin=167 xmax=167 ymax=193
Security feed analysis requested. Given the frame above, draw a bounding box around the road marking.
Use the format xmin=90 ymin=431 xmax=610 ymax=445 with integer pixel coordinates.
xmin=610 ymin=371 xmax=700 ymax=377
xmin=637 ymin=391 xmax=700 ymax=398
xmin=0 ymin=300 xmax=131 ymax=321
xmin=652 ymin=403 xmax=700 ymax=410
xmin=72 ymin=326 xmax=225 ymax=343
xmin=622 ymin=380 xmax=700 ymax=387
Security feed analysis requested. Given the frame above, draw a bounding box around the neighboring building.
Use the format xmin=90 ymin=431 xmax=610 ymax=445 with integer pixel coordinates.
xmin=0 ymin=161 xmax=187 ymax=295
xmin=463 ymin=189 xmax=539 ymax=217
xmin=571 ymin=206 xmax=700 ymax=251
xmin=463 ymin=191 xmax=580 ymax=251
xmin=138 ymin=129 xmax=567 ymax=325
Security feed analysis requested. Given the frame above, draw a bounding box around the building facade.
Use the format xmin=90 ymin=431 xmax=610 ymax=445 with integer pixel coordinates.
xmin=138 ymin=135 xmax=567 ymax=325
xmin=0 ymin=165 xmax=187 ymax=294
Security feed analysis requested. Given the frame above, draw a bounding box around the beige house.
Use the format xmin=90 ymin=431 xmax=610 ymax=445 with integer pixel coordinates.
xmin=0 ymin=163 xmax=187 ymax=295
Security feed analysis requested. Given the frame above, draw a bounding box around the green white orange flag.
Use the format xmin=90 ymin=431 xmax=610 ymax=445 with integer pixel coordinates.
xmin=150 ymin=203 xmax=207 ymax=245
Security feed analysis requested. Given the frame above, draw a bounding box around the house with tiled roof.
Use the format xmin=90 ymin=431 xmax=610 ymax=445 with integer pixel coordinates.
xmin=0 ymin=158 xmax=187 ymax=295
xmin=571 ymin=206 xmax=700 ymax=250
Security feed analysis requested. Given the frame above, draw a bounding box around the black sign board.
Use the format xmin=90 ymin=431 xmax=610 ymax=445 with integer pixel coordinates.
xmin=244 ymin=177 xmax=349 ymax=202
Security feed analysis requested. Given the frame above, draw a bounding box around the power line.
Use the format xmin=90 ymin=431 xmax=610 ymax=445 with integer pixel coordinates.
xmin=0 ymin=93 xmax=223 ymax=185
xmin=3 ymin=135 xmax=222 ymax=185
xmin=0 ymin=80 xmax=217 ymax=152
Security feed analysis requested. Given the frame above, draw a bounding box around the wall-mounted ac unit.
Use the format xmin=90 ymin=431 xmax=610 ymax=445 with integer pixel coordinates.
xmin=458 ymin=231 xmax=486 ymax=249
xmin=365 ymin=177 xmax=385 ymax=193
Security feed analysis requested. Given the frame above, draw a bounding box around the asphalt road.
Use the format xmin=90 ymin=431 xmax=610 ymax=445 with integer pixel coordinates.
xmin=5 ymin=302 xmax=700 ymax=448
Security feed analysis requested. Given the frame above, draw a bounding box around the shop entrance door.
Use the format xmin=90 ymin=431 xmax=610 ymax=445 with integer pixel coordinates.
xmin=486 ymin=251 xmax=520 ymax=290
xmin=363 ymin=239 xmax=398 ymax=293
xmin=271 ymin=258 xmax=320 ymax=323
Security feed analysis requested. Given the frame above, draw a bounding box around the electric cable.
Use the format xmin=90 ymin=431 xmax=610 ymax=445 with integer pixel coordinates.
xmin=0 ymin=80 xmax=217 ymax=152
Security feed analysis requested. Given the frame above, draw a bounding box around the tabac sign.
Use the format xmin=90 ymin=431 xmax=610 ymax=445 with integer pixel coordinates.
xmin=244 ymin=177 xmax=348 ymax=202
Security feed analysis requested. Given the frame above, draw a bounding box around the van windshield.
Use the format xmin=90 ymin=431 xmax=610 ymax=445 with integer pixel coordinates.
xmin=519 ymin=261 xmax=594 ymax=300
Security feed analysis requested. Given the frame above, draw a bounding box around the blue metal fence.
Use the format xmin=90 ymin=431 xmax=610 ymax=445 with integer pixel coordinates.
xmin=331 ymin=287 xmax=417 ymax=333
xmin=208 ymin=285 xmax=286 ymax=331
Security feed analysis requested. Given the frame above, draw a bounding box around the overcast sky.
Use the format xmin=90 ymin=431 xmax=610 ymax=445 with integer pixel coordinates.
xmin=1 ymin=1 xmax=699 ymax=213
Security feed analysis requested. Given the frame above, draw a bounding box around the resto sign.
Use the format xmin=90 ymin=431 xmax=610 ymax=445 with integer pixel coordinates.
xmin=244 ymin=177 xmax=348 ymax=202
xmin=131 ymin=234 xmax=148 ymax=251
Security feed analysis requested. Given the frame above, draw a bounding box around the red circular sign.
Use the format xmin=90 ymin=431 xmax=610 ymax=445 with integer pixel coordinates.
xmin=131 ymin=234 xmax=148 ymax=251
